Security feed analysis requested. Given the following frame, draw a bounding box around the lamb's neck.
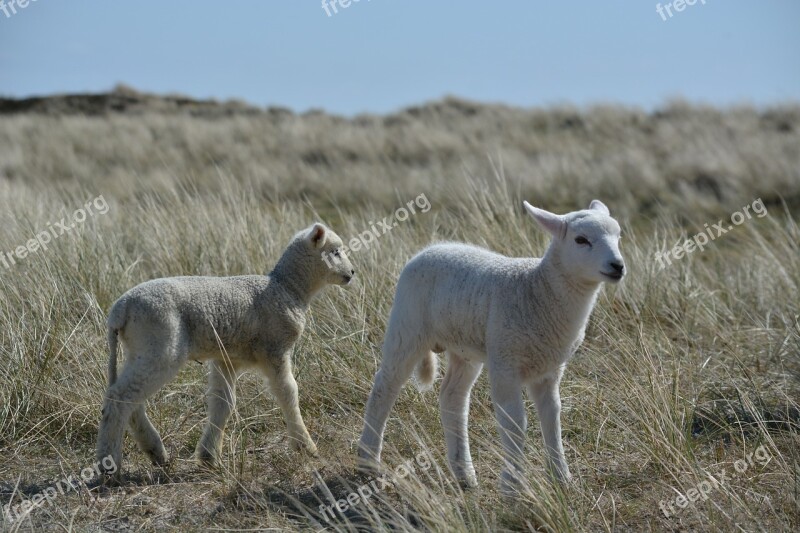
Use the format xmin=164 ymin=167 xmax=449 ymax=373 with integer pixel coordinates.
xmin=269 ymin=249 xmax=322 ymax=307
xmin=534 ymin=250 xmax=601 ymax=322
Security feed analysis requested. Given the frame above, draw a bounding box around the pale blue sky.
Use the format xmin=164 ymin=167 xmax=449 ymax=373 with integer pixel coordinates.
xmin=1 ymin=0 xmax=798 ymax=115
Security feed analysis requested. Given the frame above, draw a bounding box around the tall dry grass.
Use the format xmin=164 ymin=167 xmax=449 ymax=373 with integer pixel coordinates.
xmin=0 ymin=97 xmax=798 ymax=531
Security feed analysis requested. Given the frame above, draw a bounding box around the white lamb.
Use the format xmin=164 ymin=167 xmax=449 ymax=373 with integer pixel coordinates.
xmin=358 ymin=200 xmax=625 ymax=490
xmin=96 ymin=224 xmax=354 ymax=474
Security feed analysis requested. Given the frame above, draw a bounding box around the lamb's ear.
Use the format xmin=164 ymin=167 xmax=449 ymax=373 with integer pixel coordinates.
xmin=589 ymin=199 xmax=610 ymax=215
xmin=307 ymin=223 xmax=327 ymax=248
xmin=523 ymin=201 xmax=567 ymax=239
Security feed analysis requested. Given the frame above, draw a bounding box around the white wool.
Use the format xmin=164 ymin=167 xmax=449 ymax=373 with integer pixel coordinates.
xmin=96 ymin=223 xmax=354 ymax=475
xmin=359 ymin=200 xmax=625 ymax=491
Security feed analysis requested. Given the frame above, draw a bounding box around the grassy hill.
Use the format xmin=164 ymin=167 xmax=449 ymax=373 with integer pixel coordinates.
xmin=0 ymin=88 xmax=798 ymax=531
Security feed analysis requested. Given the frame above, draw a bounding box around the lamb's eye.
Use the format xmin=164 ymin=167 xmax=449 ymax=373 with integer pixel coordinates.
xmin=575 ymin=236 xmax=590 ymax=245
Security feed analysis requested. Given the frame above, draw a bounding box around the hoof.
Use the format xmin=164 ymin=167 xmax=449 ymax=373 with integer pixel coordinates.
xmin=457 ymin=474 xmax=479 ymax=490
xmin=195 ymin=450 xmax=221 ymax=469
xmin=499 ymin=469 xmax=527 ymax=498
xmin=355 ymin=444 xmax=382 ymax=473
xmin=549 ymin=466 xmax=573 ymax=485
xmin=97 ymin=470 xmax=122 ymax=487
xmin=355 ymin=454 xmax=380 ymax=474
xmin=147 ymin=449 xmax=169 ymax=468
xmin=290 ymin=437 xmax=318 ymax=456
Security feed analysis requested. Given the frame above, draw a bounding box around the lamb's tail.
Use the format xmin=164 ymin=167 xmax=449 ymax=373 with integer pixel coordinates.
xmin=106 ymin=297 xmax=128 ymax=387
xmin=413 ymin=351 xmax=438 ymax=392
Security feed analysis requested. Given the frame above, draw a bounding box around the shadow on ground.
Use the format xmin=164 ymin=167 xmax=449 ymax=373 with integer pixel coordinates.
xmin=214 ymin=468 xmax=427 ymax=531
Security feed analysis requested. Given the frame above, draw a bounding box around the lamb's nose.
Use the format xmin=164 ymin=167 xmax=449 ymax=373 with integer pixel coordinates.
xmin=610 ymin=261 xmax=625 ymax=274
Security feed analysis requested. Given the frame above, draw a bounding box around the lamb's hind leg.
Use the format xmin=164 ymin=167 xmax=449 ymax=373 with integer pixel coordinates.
xmin=129 ymin=404 xmax=168 ymax=466
xmin=97 ymin=379 xmax=138 ymax=475
xmin=97 ymin=344 xmax=184 ymax=474
xmin=358 ymin=338 xmax=428 ymax=464
xmin=195 ymin=360 xmax=238 ymax=466
xmin=439 ymin=352 xmax=482 ymax=488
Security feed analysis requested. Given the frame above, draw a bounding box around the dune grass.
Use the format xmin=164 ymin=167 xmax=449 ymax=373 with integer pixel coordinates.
xmin=0 ymin=99 xmax=798 ymax=531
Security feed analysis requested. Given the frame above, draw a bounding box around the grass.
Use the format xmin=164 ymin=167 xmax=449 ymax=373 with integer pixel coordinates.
xmin=0 ymin=94 xmax=798 ymax=531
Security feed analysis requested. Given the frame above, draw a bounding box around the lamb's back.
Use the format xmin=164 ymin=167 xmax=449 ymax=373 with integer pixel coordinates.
xmin=401 ymin=242 xmax=535 ymax=288
xmin=396 ymin=243 xmax=537 ymax=334
xmin=117 ymin=275 xmax=270 ymax=338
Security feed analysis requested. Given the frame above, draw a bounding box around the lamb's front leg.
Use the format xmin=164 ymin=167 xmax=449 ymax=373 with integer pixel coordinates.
xmin=489 ymin=369 xmax=527 ymax=494
xmin=263 ymin=356 xmax=317 ymax=455
xmin=529 ymin=375 xmax=571 ymax=482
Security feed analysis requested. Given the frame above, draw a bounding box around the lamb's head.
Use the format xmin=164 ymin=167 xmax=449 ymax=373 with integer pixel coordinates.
xmin=305 ymin=223 xmax=356 ymax=286
xmin=524 ymin=200 xmax=625 ymax=285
